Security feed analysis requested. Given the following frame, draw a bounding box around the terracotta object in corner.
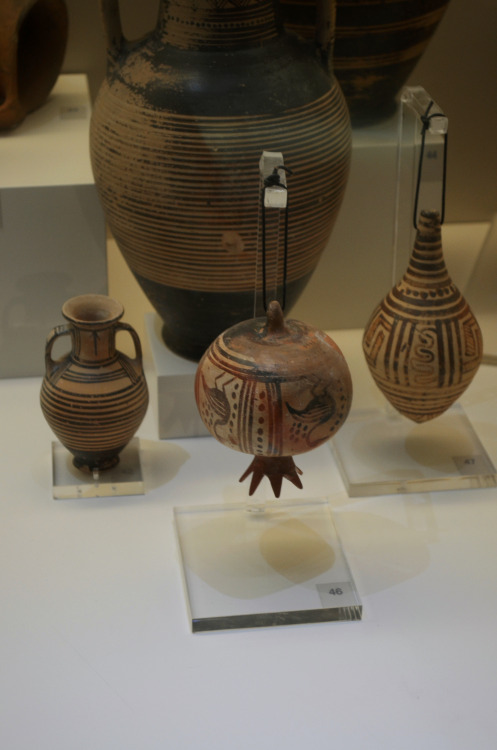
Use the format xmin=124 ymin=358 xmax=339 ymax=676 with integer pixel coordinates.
xmin=363 ymin=210 xmax=483 ymax=422
xmin=0 ymin=0 xmax=68 ymax=130
xmin=195 ymin=300 xmax=353 ymax=497
xmin=40 ymin=295 xmax=149 ymax=472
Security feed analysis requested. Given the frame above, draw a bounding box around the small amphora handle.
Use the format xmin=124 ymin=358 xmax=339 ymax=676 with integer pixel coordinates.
xmin=45 ymin=324 xmax=71 ymax=378
xmin=115 ymin=321 xmax=144 ymax=365
xmin=315 ymin=0 xmax=335 ymax=68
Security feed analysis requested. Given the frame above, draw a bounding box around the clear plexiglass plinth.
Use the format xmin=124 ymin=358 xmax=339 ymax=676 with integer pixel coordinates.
xmin=330 ymin=403 xmax=497 ymax=497
xmin=174 ymin=498 xmax=362 ymax=632
xmin=51 ymin=438 xmax=145 ymax=499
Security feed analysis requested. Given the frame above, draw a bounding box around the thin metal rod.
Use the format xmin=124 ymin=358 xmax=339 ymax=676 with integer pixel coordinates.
xmin=261 ymin=185 xmax=268 ymax=312
xmin=282 ymin=194 xmax=289 ymax=311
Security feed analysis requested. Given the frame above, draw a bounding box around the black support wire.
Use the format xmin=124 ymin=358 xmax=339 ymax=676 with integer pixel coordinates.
xmin=413 ymin=100 xmax=448 ymax=229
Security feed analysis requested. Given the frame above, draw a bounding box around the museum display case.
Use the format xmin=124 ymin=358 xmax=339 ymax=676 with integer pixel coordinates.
xmin=1 ymin=1 xmax=497 ymax=747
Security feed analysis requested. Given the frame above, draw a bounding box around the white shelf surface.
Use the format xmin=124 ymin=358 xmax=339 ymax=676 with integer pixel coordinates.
xmin=1 ymin=327 xmax=497 ymax=749
xmin=0 ymin=74 xmax=95 ymax=188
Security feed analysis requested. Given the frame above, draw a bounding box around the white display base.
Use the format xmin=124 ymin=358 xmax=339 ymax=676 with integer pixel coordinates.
xmin=51 ymin=438 xmax=145 ymax=499
xmin=145 ymin=313 xmax=209 ymax=439
xmin=331 ymin=403 xmax=497 ymax=497
xmin=0 ymin=74 xmax=107 ymax=378
xmin=174 ymin=498 xmax=362 ymax=632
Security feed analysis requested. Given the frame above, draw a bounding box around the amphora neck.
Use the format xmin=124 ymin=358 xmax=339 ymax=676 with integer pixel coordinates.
xmin=70 ymin=325 xmax=119 ymax=363
xmin=62 ymin=295 xmax=123 ymax=364
xmin=156 ymin=0 xmax=281 ymax=50
xmin=405 ymin=210 xmax=450 ymax=290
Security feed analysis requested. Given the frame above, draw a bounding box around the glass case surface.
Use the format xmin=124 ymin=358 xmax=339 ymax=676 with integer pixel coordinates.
xmin=51 ymin=438 xmax=145 ymax=499
xmin=174 ymin=498 xmax=362 ymax=632
xmin=331 ymin=404 xmax=497 ymax=497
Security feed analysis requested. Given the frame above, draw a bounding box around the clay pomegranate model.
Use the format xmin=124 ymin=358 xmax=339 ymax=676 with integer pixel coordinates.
xmin=195 ymin=300 xmax=353 ymax=497
xmin=363 ymin=210 xmax=483 ymax=422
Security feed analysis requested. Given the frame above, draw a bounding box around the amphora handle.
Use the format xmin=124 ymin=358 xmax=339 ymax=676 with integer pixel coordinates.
xmin=100 ymin=0 xmax=128 ymax=66
xmin=100 ymin=1 xmax=335 ymax=66
xmin=314 ymin=0 xmax=335 ymax=67
xmin=115 ymin=321 xmax=144 ymax=366
xmin=45 ymin=324 xmax=71 ymax=378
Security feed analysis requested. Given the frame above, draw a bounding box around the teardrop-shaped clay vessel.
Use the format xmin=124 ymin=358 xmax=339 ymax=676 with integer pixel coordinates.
xmin=362 ymin=210 xmax=483 ymax=422
xmin=195 ymin=300 xmax=353 ymax=497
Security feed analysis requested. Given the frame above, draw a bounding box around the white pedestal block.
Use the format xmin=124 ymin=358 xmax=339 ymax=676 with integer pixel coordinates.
xmin=145 ymin=313 xmax=209 ymax=439
xmin=291 ymin=114 xmax=399 ymax=331
xmin=0 ymin=74 xmax=106 ymax=378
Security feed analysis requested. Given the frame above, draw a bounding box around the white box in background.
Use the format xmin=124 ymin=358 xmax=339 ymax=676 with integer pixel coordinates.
xmin=0 ymin=74 xmax=106 ymax=378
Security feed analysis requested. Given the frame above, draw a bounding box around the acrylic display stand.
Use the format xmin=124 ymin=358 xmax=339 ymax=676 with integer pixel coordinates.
xmin=51 ymin=438 xmax=145 ymax=499
xmin=174 ymin=498 xmax=362 ymax=632
xmin=331 ymin=404 xmax=496 ymax=497
xmin=465 ymin=213 xmax=497 ymax=364
xmin=174 ymin=153 xmax=361 ymax=630
xmin=331 ymin=87 xmax=497 ymax=497
xmin=393 ymin=86 xmax=448 ymax=278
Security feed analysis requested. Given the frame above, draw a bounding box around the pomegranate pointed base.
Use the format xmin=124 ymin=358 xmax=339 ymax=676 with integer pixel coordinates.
xmin=239 ymin=455 xmax=303 ymax=498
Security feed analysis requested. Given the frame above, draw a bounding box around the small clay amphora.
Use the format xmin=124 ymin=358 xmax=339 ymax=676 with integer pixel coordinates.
xmin=0 ymin=0 xmax=68 ymax=130
xmin=195 ymin=300 xmax=353 ymax=497
xmin=362 ymin=210 xmax=483 ymax=422
xmin=40 ymin=294 xmax=149 ymax=471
